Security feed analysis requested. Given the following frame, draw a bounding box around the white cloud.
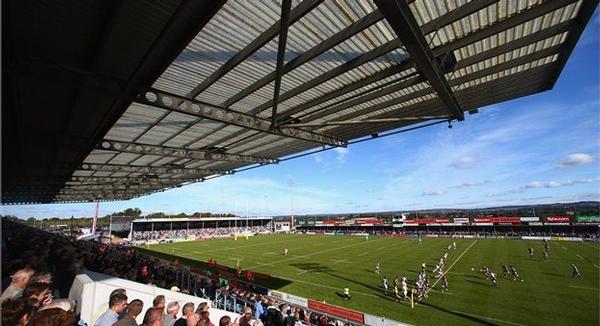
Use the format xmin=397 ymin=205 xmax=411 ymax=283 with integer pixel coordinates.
xmin=334 ymin=147 xmax=350 ymax=162
xmin=525 ymin=181 xmax=544 ymax=189
xmin=422 ymin=190 xmax=446 ymax=196
xmin=559 ymin=153 xmax=595 ymax=168
xmin=450 ymin=180 xmax=492 ymax=188
xmin=450 ymin=156 xmax=476 ymax=169
xmin=314 ymin=154 xmax=322 ymax=163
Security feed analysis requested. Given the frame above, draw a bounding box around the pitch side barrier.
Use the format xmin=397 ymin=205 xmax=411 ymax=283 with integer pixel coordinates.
xmin=213 ymin=288 xmax=411 ymax=326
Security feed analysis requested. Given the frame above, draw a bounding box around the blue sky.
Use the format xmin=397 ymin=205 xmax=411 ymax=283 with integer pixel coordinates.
xmin=3 ymin=13 xmax=599 ymax=219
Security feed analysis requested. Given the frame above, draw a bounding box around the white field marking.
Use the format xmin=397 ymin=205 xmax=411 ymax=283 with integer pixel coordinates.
xmin=271 ymin=274 xmax=379 ymax=298
xmin=569 ymin=285 xmax=599 ymax=291
xmin=451 ymin=311 xmax=527 ymax=326
xmin=429 ymin=289 xmax=452 ymax=295
xmin=228 ymin=257 xmax=241 ymax=261
xmin=296 ymin=269 xmax=314 ymax=275
xmin=561 ymin=243 xmax=599 ymax=269
xmin=422 ymin=240 xmax=478 ymax=301
xmin=262 ymin=252 xmax=277 ymax=255
xmin=255 ymin=262 xmax=274 ymax=267
xmin=376 ymin=246 xmax=386 ymax=251
xmin=358 ymin=252 xmax=369 ymax=257
xmin=247 ymin=237 xmax=386 ymax=270
xmin=580 ymin=241 xmax=599 ymax=250
xmin=199 ymin=239 xmax=293 ymax=253
xmin=332 ymin=259 xmax=350 ymax=264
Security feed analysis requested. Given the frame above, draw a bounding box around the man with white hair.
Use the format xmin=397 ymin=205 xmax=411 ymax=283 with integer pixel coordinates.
xmin=164 ymin=301 xmax=180 ymax=326
xmin=0 ymin=268 xmax=34 ymax=302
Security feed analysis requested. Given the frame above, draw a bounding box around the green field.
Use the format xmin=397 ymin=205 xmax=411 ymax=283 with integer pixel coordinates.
xmin=138 ymin=235 xmax=599 ymax=325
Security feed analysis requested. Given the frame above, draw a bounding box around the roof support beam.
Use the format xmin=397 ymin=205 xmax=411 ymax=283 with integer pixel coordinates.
xmin=186 ymin=0 xmax=324 ymax=99
xmin=271 ymin=0 xmax=293 ymax=128
xmin=79 ymin=163 xmax=232 ymax=175
xmin=227 ymin=10 xmax=387 ymax=111
xmin=285 ymin=20 xmax=573 ymax=126
xmin=280 ymin=115 xmax=450 ymax=128
xmin=69 ymin=176 xmax=199 ymax=184
xmin=375 ymin=0 xmax=464 ymax=121
xmin=329 ymin=66 xmax=552 ymax=138
xmin=61 ymin=184 xmax=180 ymax=192
xmin=98 ymin=139 xmax=279 ymax=164
xmin=136 ymin=89 xmax=347 ymax=147
xmin=271 ymin=0 xmax=497 ymax=123
xmin=433 ymin=0 xmax=580 ymax=56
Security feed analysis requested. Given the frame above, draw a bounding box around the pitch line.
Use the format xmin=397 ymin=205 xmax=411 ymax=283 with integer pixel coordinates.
xmin=271 ymin=274 xmax=379 ymax=298
xmin=296 ymin=269 xmax=314 ymax=275
xmin=576 ymin=254 xmax=585 ymax=260
xmin=569 ymin=285 xmax=599 ymax=291
xmin=247 ymin=237 xmax=386 ymax=270
xmin=451 ymin=310 xmax=527 ymax=326
xmin=358 ymin=252 xmax=369 ymax=257
xmin=422 ymin=240 xmax=478 ymax=301
xmin=580 ymin=241 xmax=599 ymax=250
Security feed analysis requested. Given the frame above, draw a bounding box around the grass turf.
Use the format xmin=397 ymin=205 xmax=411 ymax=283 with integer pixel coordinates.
xmin=137 ymin=235 xmax=599 ymax=325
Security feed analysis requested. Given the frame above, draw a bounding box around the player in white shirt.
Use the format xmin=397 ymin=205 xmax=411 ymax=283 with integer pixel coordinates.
xmin=402 ymin=281 xmax=408 ymax=299
xmin=375 ymin=261 xmax=380 ymax=275
xmin=453 ymin=241 xmax=456 ymax=250
xmin=382 ymin=276 xmax=388 ymax=294
xmin=284 ymin=248 xmax=288 ymax=256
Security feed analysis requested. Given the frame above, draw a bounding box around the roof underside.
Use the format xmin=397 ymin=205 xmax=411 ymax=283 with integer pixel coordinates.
xmin=3 ymin=0 xmax=597 ymax=204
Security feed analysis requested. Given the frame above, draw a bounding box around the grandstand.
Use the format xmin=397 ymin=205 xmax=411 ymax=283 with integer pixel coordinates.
xmin=2 ymin=0 xmax=599 ymax=325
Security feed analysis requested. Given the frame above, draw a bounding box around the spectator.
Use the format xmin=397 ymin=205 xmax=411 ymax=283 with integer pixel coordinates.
xmin=115 ymin=299 xmax=144 ymax=326
xmin=195 ymin=301 xmax=208 ymax=313
xmin=29 ymin=271 xmax=53 ymax=285
xmin=28 ymin=307 xmax=76 ymax=326
xmin=262 ymin=301 xmax=283 ymax=326
xmin=1 ymin=298 xmax=33 ymax=325
xmin=237 ymin=307 xmax=255 ymax=326
xmin=143 ymin=295 xmax=166 ymax=325
xmin=185 ymin=313 xmax=200 ymax=326
xmin=200 ymin=310 xmax=214 ymax=326
xmin=0 ymin=268 xmax=34 ymax=302
xmin=92 ymin=288 xmax=127 ymax=323
xmin=254 ymin=297 xmax=264 ymax=320
xmin=173 ymin=302 xmax=195 ymax=326
xmin=38 ymin=298 xmax=75 ymax=312
xmin=95 ymin=293 xmax=128 ymax=326
xmin=219 ymin=316 xmax=232 ymax=326
xmin=164 ymin=301 xmax=180 ymax=326
xmin=147 ymin=307 xmax=165 ymax=326
xmin=22 ymin=282 xmax=53 ymax=309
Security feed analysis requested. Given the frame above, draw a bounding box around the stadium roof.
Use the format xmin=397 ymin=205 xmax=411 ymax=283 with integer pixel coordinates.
xmin=3 ymin=0 xmax=597 ymax=204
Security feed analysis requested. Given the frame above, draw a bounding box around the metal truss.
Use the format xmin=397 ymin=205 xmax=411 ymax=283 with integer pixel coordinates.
xmin=375 ymin=0 xmax=464 ymax=121
xmin=99 ymin=139 xmax=279 ymax=164
xmin=69 ymin=176 xmax=200 ymax=184
xmin=79 ymin=163 xmax=233 ymax=175
xmin=134 ymin=89 xmax=347 ymax=147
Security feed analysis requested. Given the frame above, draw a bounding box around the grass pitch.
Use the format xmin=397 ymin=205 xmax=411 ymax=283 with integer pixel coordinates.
xmin=138 ymin=235 xmax=599 ymax=325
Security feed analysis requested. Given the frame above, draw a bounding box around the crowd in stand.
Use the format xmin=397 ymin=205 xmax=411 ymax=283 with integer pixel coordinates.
xmin=215 ymin=286 xmax=353 ymax=326
xmin=2 ymin=220 xmax=358 ymax=326
xmin=300 ymin=229 xmax=599 ymax=239
xmin=132 ymin=227 xmax=271 ymax=242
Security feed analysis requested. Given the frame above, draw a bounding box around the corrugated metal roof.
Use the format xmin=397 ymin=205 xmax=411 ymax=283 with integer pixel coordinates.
xmin=41 ymin=0 xmax=596 ymax=202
